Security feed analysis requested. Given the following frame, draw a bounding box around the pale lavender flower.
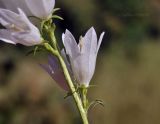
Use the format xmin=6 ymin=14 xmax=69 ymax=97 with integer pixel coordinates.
xmin=0 ymin=8 xmax=42 ymax=46
xmin=0 ymin=0 xmax=55 ymax=19
xmin=62 ymin=27 xmax=105 ymax=87
xmin=25 ymin=0 xmax=55 ymax=19
xmin=41 ymin=55 xmax=69 ymax=91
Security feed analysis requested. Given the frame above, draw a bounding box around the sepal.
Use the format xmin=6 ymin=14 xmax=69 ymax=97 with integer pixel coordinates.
xmin=87 ymin=99 xmax=104 ymax=112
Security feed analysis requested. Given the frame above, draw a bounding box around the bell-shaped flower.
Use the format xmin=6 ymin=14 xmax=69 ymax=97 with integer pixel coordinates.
xmin=0 ymin=8 xmax=42 ymax=46
xmin=25 ymin=0 xmax=55 ymax=19
xmin=0 ymin=0 xmax=55 ymax=19
xmin=41 ymin=55 xmax=69 ymax=91
xmin=62 ymin=27 xmax=105 ymax=87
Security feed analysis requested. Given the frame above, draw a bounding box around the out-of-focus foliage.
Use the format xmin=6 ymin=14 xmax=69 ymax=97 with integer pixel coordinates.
xmin=1 ymin=0 xmax=160 ymax=124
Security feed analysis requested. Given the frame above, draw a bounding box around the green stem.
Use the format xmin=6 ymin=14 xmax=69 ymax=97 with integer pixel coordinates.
xmin=56 ymin=53 xmax=89 ymax=124
xmin=49 ymin=30 xmax=57 ymax=49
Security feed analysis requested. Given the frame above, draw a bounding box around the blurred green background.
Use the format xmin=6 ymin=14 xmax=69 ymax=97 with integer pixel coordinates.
xmin=1 ymin=0 xmax=160 ymax=124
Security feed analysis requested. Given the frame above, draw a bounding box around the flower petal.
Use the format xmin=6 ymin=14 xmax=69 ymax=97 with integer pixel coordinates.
xmin=82 ymin=27 xmax=97 ymax=55
xmin=12 ymin=31 xmax=41 ymax=46
xmin=97 ymin=32 xmax=105 ymax=54
xmin=0 ymin=8 xmax=41 ymax=46
xmin=62 ymin=30 xmax=80 ymax=59
xmin=17 ymin=8 xmax=41 ymax=34
xmin=48 ymin=55 xmax=59 ymax=70
xmin=0 ymin=1 xmax=5 ymax=8
xmin=0 ymin=29 xmax=17 ymax=44
xmin=40 ymin=64 xmax=52 ymax=76
xmin=1 ymin=0 xmax=31 ymax=15
xmin=71 ymin=54 xmax=91 ymax=86
xmin=25 ymin=0 xmax=55 ymax=19
xmin=80 ymin=27 xmax=98 ymax=85
xmin=48 ymin=55 xmax=69 ymax=91
xmin=88 ymin=32 xmax=105 ymax=84
xmin=41 ymin=55 xmax=69 ymax=91
xmin=88 ymin=31 xmax=105 ymax=83
xmin=0 ymin=8 xmax=29 ymax=30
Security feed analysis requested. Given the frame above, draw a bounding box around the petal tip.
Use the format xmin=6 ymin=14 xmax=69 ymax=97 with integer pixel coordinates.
xmin=65 ymin=29 xmax=71 ymax=35
xmin=86 ymin=27 xmax=96 ymax=35
xmin=100 ymin=31 xmax=105 ymax=38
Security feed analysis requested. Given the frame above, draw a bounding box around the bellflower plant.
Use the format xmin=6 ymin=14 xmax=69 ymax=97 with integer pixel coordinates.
xmin=62 ymin=27 xmax=105 ymax=87
xmin=0 ymin=0 xmax=105 ymax=124
xmin=0 ymin=8 xmax=42 ymax=46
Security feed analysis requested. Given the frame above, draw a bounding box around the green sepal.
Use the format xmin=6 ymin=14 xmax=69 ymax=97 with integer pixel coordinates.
xmin=87 ymin=99 xmax=104 ymax=112
xmin=52 ymin=15 xmax=64 ymax=20
xmin=85 ymin=85 xmax=97 ymax=89
xmin=53 ymin=8 xmax=61 ymax=13
xmin=33 ymin=46 xmax=39 ymax=56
